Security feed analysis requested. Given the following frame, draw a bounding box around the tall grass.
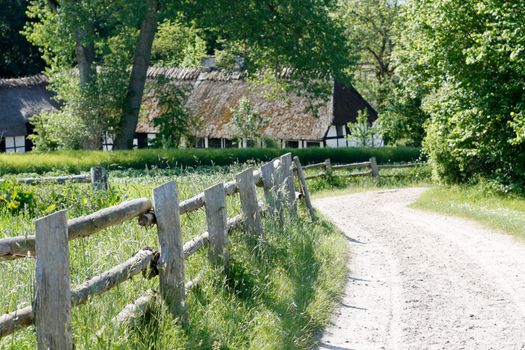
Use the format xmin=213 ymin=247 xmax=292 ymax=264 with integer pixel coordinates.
xmin=0 ymin=147 xmax=421 ymax=176
xmin=0 ymin=166 xmax=347 ymax=349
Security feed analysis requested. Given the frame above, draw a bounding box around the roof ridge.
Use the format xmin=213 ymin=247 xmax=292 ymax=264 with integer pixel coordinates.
xmin=0 ymin=74 xmax=49 ymax=88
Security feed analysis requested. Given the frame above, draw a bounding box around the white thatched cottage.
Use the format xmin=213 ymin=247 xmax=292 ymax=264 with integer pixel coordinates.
xmin=0 ymin=75 xmax=57 ymax=153
xmin=0 ymin=67 xmax=378 ymax=153
xmin=137 ymin=67 xmax=379 ymax=149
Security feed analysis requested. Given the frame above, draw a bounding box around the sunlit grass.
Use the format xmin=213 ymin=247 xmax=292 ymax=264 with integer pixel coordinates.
xmin=412 ymin=184 xmax=525 ymax=239
xmin=0 ymin=147 xmax=421 ymax=176
xmin=305 ymin=164 xmax=432 ymax=198
xmin=0 ymin=165 xmax=347 ymax=349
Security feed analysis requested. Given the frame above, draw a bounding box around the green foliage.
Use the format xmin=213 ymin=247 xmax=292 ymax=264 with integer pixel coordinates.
xmin=151 ymin=19 xmax=206 ymax=67
xmin=24 ymin=0 xmax=137 ymax=150
xmin=230 ymin=97 xmax=268 ymax=146
xmin=0 ymin=179 xmax=34 ymax=214
xmin=0 ymin=167 xmax=347 ymax=349
xmin=397 ymin=0 xmax=525 ymax=188
xmin=0 ymin=147 xmax=422 ymax=175
xmin=414 ymin=182 xmax=525 ymax=239
xmin=0 ymin=0 xmax=44 ymax=77
xmin=214 ymin=49 xmax=238 ymax=70
xmin=347 ymin=109 xmax=382 ymax=147
xmin=337 ymin=0 xmax=427 ymax=147
xmin=339 ymin=0 xmax=400 ymax=110
xmin=0 ymin=179 xmax=121 ymax=217
xmin=148 ymin=76 xmax=196 ymax=149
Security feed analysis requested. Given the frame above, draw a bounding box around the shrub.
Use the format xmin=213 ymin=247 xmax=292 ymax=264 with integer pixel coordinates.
xmin=0 ymin=147 xmax=421 ymax=176
xmin=0 ymin=178 xmax=35 ymax=214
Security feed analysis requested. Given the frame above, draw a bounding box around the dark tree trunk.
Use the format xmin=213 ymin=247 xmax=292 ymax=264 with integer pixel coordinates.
xmin=75 ymin=28 xmax=96 ymax=86
xmin=113 ymin=0 xmax=159 ymax=150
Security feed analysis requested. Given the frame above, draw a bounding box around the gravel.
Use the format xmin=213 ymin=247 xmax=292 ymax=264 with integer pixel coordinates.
xmin=314 ymin=188 xmax=525 ymax=350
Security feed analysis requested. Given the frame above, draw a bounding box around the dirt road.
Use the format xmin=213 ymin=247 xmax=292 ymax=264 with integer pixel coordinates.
xmin=314 ymin=188 xmax=525 ymax=350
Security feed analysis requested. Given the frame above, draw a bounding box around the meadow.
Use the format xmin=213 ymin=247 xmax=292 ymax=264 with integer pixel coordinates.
xmin=0 ymin=163 xmax=348 ymax=349
xmin=0 ymin=147 xmax=421 ymax=176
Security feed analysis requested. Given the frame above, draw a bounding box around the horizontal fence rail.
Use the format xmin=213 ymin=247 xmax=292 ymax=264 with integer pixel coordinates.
xmin=0 ymin=153 xmax=316 ymax=347
xmin=1 ymin=166 xmax=108 ymax=190
xmin=303 ymin=157 xmax=420 ymax=180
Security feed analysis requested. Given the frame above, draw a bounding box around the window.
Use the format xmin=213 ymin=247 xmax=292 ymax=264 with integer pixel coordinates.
xmin=147 ymin=134 xmax=156 ymax=147
xmin=285 ymin=140 xmax=299 ymax=148
xmin=223 ymin=139 xmax=234 ymax=148
xmin=3 ymin=136 xmax=26 ymax=153
xmin=136 ymin=133 xmax=148 ymax=149
xmin=102 ymin=133 xmax=113 ymax=151
xmin=208 ymin=138 xmax=222 ymax=148
xmin=306 ymin=141 xmax=321 ymax=148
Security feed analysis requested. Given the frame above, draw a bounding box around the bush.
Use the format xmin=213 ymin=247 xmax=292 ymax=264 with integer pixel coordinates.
xmin=0 ymin=147 xmax=421 ymax=175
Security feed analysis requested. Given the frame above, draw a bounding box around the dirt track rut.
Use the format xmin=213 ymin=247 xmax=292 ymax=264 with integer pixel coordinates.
xmin=314 ymin=188 xmax=525 ymax=350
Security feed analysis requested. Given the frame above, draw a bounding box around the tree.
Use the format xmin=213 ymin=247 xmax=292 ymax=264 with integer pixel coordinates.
xmin=25 ymin=0 xmax=352 ymax=150
xmin=339 ymin=0 xmax=400 ymax=111
xmin=148 ymin=76 xmax=196 ymax=148
xmin=24 ymin=0 xmax=137 ymax=150
xmin=151 ymin=19 xmax=206 ymax=67
xmin=346 ymin=109 xmax=381 ymax=147
xmin=0 ymin=0 xmax=44 ymax=77
xmin=397 ymin=0 xmax=525 ymax=188
xmin=230 ymin=97 xmax=268 ymax=146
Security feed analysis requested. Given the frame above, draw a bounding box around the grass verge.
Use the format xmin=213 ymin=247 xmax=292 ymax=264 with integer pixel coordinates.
xmin=0 ymin=147 xmax=420 ymax=176
xmin=412 ymin=184 xmax=525 ymax=239
xmin=0 ymin=168 xmax=347 ymax=349
xmin=306 ymin=165 xmax=432 ymax=198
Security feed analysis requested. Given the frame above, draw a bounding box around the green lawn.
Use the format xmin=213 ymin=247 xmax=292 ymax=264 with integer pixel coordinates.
xmin=413 ymin=185 xmax=525 ymax=239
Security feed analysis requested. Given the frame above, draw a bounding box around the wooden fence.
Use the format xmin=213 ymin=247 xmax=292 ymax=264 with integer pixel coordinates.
xmin=1 ymin=166 xmax=108 ymax=190
xmin=303 ymin=157 xmax=419 ymax=180
xmin=0 ymin=153 xmax=316 ymax=348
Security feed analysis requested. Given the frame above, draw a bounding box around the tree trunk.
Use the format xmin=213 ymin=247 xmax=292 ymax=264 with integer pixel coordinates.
xmin=75 ymin=28 xmax=96 ymax=86
xmin=113 ymin=0 xmax=159 ymax=150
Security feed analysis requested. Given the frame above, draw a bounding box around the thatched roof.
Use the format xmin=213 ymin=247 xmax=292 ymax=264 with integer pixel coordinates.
xmin=0 ymin=75 xmax=57 ymax=137
xmin=0 ymin=69 xmax=376 ymax=142
xmin=139 ymin=68 xmax=335 ymax=141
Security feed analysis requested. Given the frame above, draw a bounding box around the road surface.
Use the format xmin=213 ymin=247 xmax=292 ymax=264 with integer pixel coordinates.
xmin=314 ymin=188 xmax=525 ymax=350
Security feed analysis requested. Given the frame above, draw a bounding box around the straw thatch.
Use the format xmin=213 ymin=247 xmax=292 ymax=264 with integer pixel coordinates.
xmin=139 ymin=67 xmax=375 ymax=142
xmin=0 ymin=68 xmax=377 ymax=143
xmin=0 ymin=76 xmax=57 ymax=137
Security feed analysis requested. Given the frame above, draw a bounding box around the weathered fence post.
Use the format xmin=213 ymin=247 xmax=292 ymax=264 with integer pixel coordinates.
xmin=370 ymin=157 xmax=379 ymax=179
xmin=34 ymin=209 xmax=73 ymax=350
xmin=325 ymin=158 xmax=332 ymax=177
xmin=280 ymin=153 xmax=296 ymax=207
xmin=260 ymin=160 xmax=278 ymax=213
xmin=236 ymin=168 xmax=263 ymax=236
xmin=293 ymin=156 xmax=317 ymax=222
xmin=152 ymin=181 xmax=187 ymax=325
xmin=204 ymin=183 xmax=229 ymax=270
xmin=91 ymin=166 xmax=108 ymax=191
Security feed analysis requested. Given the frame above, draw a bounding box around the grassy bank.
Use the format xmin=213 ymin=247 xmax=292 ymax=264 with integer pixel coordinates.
xmin=0 ymin=167 xmax=347 ymax=349
xmin=306 ymin=164 xmax=432 ymax=198
xmin=0 ymin=147 xmax=420 ymax=176
xmin=413 ymin=185 xmax=525 ymax=239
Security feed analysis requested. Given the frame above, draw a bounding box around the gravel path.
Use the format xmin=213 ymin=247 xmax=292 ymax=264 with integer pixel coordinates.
xmin=314 ymin=188 xmax=525 ymax=350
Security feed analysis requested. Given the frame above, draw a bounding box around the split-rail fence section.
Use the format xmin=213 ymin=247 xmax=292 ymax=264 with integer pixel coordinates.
xmin=0 ymin=153 xmax=316 ymax=349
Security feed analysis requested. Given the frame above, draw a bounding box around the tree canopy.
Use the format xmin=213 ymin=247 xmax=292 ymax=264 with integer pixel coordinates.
xmin=397 ymin=0 xmax=525 ymax=188
xmin=0 ymin=0 xmax=45 ymax=77
xmin=23 ymin=0 xmax=352 ymax=150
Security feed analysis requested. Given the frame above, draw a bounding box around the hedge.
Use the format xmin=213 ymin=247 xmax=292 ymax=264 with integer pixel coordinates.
xmin=0 ymin=147 xmax=421 ymax=175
